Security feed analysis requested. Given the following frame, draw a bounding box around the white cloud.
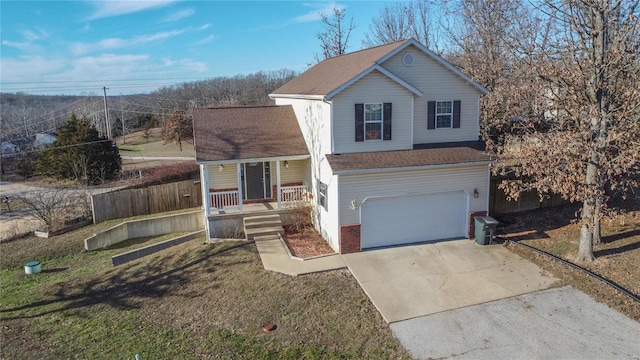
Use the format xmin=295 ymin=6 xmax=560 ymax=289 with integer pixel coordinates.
xmin=72 ymin=30 xmax=184 ymax=55
xmin=0 ymin=56 xmax=66 ymax=83
xmin=162 ymin=8 xmax=195 ymax=22
xmin=21 ymin=28 xmax=49 ymax=42
xmin=292 ymin=3 xmax=344 ymax=23
xmin=197 ymin=24 xmax=211 ymax=31
xmin=2 ymin=40 xmax=41 ymax=53
xmin=1 ymin=27 xmax=49 ymax=54
xmin=193 ymin=34 xmax=217 ymax=46
xmin=177 ymin=59 xmax=208 ymax=72
xmin=89 ymin=0 xmax=177 ymax=20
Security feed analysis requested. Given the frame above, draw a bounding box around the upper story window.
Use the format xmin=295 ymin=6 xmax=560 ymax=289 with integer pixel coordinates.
xmin=365 ymin=103 xmax=383 ymax=140
xmin=427 ymin=100 xmax=461 ymax=130
xmin=436 ymin=101 xmax=453 ymax=128
xmin=355 ymin=103 xmax=392 ymax=142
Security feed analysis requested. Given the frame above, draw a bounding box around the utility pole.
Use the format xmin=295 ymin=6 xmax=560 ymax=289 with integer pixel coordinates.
xmin=102 ymin=86 xmax=111 ymax=139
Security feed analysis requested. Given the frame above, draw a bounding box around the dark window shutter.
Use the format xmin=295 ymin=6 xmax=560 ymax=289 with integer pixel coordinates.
xmin=383 ymin=103 xmax=392 ymax=140
xmin=355 ymin=103 xmax=364 ymax=142
xmin=427 ymin=101 xmax=435 ymax=129
xmin=453 ymin=100 xmax=461 ymax=128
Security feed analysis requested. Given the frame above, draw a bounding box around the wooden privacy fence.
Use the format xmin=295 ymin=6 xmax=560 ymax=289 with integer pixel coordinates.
xmin=92 ymin=179 xmax=202 ymax=223
xmin=489 ymin=178 xmax=569 ymax=215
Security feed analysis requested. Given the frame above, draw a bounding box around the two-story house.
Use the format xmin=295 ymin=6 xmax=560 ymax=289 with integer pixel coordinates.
xmin=193 ymin=38 xmax=495 ymax=253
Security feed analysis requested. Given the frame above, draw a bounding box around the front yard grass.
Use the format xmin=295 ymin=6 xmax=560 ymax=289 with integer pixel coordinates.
xmin=1 ymin=220 xmax=409 ymax=359
xmin=498 ymin=202 xmax=640 ymax=322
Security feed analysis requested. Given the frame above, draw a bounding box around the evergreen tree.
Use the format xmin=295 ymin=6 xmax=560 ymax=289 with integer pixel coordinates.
xmin=37 ymin=114 xmax=121 ymax=185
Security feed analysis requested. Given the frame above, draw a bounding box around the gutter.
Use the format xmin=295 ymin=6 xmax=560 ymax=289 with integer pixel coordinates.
xmin=332 ymin=159 xmax=496 ymax=176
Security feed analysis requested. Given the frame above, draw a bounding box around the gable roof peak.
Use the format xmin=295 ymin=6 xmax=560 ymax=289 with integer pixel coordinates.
xmin=270 ymin=38 xmax=487 ymax=98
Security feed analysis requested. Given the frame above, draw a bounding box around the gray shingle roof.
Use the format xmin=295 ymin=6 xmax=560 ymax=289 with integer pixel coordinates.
xmin=193 ymin=105 xmax=309 ymax=162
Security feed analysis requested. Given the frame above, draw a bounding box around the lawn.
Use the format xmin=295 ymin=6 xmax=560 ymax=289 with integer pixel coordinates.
xmin=497 ymin=202 xmax=640 ymax=322
xmin=1 ymin=219 xmax=409 ymax=359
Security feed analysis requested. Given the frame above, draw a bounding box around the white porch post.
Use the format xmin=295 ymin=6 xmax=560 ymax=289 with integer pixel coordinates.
xmin=236 ymin=162 xmax=243 ymax=212
xmin=276 ymin=160 xmax=282 ymax=209
xmin=200 ymin=164 xmax=211 ymax=216
xmin=199 ymin=163 xmax=211 ymax=241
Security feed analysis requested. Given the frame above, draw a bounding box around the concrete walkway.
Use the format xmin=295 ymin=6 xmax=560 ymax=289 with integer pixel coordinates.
xmin=254 ymin=235 xmax=346 ymax=276
xmin=342 ymin=239 xmax=559 ymax=323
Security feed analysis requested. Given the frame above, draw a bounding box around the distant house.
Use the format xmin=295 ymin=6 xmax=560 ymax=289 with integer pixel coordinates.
xmin=193 ymin=39 xmax=495 ymax=253
xmin=33 ymin=133 xmax=57 ymax=148
xmin=1 ymin=142 xmax=18 ymax=153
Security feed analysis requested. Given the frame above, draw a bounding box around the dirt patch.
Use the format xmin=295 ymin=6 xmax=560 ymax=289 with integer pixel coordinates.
xmin=282 ymin=226 xmax=335 ymax=259
xmin=497 ymin=202 xmax=640 ymax=322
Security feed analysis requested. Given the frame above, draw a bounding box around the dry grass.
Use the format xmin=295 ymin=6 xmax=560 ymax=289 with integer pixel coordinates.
xmin=1 ymin=218 xmax=409 ymax=359
xmin=497 ymin=202 xmax=640 ymax=322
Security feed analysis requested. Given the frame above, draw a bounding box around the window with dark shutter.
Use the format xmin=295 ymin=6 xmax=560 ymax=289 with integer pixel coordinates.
xmin=355 ymin=103 xmax=364 ymax=142
xmin=427 ymin=101 xmax=436 ymax=129
xmin=453 ymin=100 xmax=461 ymax=128
xmin=383 ymin=103 xmax=392 ymax=140
xmin=428 ymin=100 xmax=461 ymax=129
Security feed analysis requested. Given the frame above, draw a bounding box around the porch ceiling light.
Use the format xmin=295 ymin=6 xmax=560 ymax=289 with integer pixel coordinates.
xmin=284 ymin=161 xmax=289 ymax=169
xmin=219 ymin=164 xmax=224 ymax=172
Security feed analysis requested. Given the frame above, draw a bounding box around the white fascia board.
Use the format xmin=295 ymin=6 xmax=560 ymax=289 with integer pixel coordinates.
xmin=325 ymin=65 xmax=423 ymax=100
xmin=333 ymin=160 xmax=496 ymax=176
xmin=197 ymin=154 xmax=311 ymax=166
xmin=377 ymin=39 xmax=490 ymax=95
xmin=268 ymin=93 xmax=325 ymax=100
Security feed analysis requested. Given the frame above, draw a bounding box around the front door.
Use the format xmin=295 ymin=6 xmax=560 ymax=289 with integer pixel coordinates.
xmin=243 ymin=162 xmax=271 ymax=200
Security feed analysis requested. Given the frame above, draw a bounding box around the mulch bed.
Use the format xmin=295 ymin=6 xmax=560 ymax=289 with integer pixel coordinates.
xmin=282 ymin=226 xmax=335 ymax=259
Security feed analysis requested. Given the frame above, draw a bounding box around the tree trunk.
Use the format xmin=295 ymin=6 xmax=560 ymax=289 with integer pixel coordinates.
xmin=577 ymin=156 xmax=597 ymax=262
xmin=593 ymin=193 xmax=602 ymax=245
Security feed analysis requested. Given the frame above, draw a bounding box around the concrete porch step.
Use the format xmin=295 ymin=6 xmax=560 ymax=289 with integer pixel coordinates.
xmin=243 ymin=214 xmax=281 ymax=225
xmin=244 ymin=214 xmax=284 ymax=241
xmin=244 ymin=219 xmax=283 ymax=229
xmin=245 ymin=226 xmax=284 ymax=241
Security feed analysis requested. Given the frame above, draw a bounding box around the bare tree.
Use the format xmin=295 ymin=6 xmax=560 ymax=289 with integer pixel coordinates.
xmin=487 ymin=0 xmax=640 ymax=262
xmin=363 ymin=0 xmax=437 ymax=50
xmin=315 ymin=6 xmax=357 ymax=61
xmin=18 ymin=189 xmax=73 ymax=232
xmin=161 ymin=108 xmax=193 ymax=151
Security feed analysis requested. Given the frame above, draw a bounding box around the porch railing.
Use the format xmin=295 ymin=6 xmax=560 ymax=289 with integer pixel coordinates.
xmin=281 ymin=185 xmax=308 ymax=203
xmin=210 ymin=190 xmax=239 ymax=210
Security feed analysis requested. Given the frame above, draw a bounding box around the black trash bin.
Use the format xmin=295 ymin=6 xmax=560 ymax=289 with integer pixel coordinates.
xmin=474 ymin=216 xmax=498 ymax=245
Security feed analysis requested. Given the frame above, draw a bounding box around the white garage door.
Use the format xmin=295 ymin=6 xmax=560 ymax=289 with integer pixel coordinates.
xmin=361 ymin=191 xmax=468 ymax=249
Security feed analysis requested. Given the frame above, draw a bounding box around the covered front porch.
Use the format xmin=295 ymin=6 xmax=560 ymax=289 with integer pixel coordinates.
xmin=199 ymin=157 xmax=311 ymax=216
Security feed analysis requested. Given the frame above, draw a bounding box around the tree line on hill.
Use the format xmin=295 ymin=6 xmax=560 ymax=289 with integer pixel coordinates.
xmin=0 ymin=70 xmax=296 ymax=147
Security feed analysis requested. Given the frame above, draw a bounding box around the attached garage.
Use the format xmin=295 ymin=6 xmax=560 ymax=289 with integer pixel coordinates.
xmin=360 ymin=190 xmax=468 ymax=249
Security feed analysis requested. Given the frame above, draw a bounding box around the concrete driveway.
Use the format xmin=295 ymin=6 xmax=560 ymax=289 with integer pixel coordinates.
xmin=342 ymin=239 xmax=558 ymax=323
xmin=391 ymin=286 xmax=640 ymax=359
xmin=342 ymin=239 xmax=640 ymax=359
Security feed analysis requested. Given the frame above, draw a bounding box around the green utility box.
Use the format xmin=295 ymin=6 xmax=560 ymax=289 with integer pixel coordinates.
xmin=474 ymin=216 xmax=499 ymax=245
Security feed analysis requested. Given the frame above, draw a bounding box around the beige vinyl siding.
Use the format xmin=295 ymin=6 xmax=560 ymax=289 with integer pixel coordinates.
xmin=332 ymin=71 xmax=414 ymax=153
xmin=338 ymin=165 xmax=489 ymax=226
xmin=382 ymin=46 xmax=482 ymax=144
xmin=316 ymin=162 xmax=340 ymax=252
xmin=268 ymin=159 xmax=308 ymax=185
xmin=274 ymin=98 xmax=330 ymax=158
xmin=208 ymin=163 xmax=238 ymax=189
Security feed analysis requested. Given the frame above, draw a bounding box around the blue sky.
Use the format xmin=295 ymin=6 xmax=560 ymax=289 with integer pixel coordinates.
xmin=1 ymin=1 xmax=398 ymax=95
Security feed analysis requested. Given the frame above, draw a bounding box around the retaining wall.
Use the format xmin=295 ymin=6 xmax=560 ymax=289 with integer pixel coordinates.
xmin=85 ymin=210 xmax=204 ymax=250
